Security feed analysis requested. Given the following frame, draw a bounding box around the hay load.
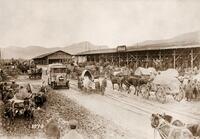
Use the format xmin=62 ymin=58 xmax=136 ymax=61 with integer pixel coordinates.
xmin=134 ymin=67 xmax=157 ymax=76
xmin=153 ymin=69 xmax=180 ymax=93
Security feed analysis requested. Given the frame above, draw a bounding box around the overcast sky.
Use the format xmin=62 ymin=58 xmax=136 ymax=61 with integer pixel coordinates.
xmin=0 ymin=0 xmax=200 ymax=48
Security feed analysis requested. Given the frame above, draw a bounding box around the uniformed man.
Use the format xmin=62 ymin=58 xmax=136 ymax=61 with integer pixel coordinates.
xmin=10 ymin=80 xmax=19 ymax=93
xmin=185 ymin=79 xmax=193 ymax=101
xmin=62 ymin=120 xmax=83 ymax=139
xmin=100 ymin=77 xmax=107 ymax=95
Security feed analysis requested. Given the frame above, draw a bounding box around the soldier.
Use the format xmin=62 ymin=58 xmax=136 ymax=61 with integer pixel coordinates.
xmin=100 ymin=77 xmax=107 ymax=95
xmin=193 ymin=79 xmax=199 ymax=99
xmin=185 ymin=79 xmax=193 ymax=101
xmin=40 ymin=81 xmax=47 ymax=93
xmin=10 ymin=80 xmax=19 ymax=94
xmin=62 ymin=120 xmax=83 ymax=139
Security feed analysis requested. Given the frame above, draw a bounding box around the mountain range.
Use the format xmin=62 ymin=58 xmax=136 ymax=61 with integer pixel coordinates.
xmin=131 ymin=31 xmax=200 ymax=48
xmin=1 ymin=31 xmax=200 ymax=59
xmin=1 ymin=41 xmax=108 ymax=59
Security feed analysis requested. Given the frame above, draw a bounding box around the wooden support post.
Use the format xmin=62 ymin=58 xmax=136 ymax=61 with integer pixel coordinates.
xmin=191 ymin=49 xmax=194 ymax=69
xmin=112 ymin=54 xmax=114 ymax=65
xmin=159 ymin=51 xmax=161 ymax=60
xmin=146 ymin=52 xmax=149 ymax=68
xmin=173 ymin=50 xmax=176 ymax=69
xmin=118 ymin=54 xmax=120 ymax=67
xmin=126 ymin=53 xmax=129 ymax=66
xmin=135 ymin=55 xmax=138 ymax=68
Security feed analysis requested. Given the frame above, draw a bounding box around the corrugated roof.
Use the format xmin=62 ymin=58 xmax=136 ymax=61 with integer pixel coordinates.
xmin=33 ymin=50 xmax=71 ymax=59
xmin=76 ymin=42 xmax=200 ymax=56
xmin=75 ymin=48 xmax=116 ymax=55
xmin=127 ymin=41 xmax=200 ymax=51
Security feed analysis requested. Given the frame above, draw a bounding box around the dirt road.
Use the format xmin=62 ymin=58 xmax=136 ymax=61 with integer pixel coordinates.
xmin=2 ymin=74 xmax=199 ymax=139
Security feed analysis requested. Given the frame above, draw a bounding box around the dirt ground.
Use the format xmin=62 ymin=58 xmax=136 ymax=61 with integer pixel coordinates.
xmin=1 ymin=74 xmax=200 ymax=139
xmin=0 ymin=76 xmax=129 ymax=139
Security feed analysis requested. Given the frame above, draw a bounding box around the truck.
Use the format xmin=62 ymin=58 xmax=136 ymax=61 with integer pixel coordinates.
xmin=47 ymin=63 xmax=69 ymax=89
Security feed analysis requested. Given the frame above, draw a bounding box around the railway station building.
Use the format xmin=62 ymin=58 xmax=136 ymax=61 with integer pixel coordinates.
xmin=76 ymin=42 xmax=200 ymax=72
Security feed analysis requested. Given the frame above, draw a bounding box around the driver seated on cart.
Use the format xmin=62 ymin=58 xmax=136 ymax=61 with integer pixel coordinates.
xmin=10 ymin=80 xmax=19 ymax=93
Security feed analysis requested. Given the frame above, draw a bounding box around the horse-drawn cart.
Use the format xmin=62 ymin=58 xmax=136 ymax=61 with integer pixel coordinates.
xmin=140 ymin=69 xmax=184 ymax=103
xmin=140 ymin=82 xmax=184 ymax=103
xmin=78 ymin=70 xmax=107 ymax=95
xmin=28 ymin=67 xmax=42 ymax=79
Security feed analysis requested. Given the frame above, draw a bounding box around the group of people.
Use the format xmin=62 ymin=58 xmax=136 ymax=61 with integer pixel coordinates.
xmin=0 ymin=80 xmax=38 ymax=104
xmin=184 ymin=79 xmax=200 ymax=101
xmin=0 ymin=81 xmax=19 ymax=102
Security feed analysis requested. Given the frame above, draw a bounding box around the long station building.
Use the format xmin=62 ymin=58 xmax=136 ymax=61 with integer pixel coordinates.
xmin=76 ymin=41 xmax=200 ymax=71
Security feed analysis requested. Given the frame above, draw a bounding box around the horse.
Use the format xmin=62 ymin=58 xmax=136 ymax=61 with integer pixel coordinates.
xmin=151 ymin=113 xmax=194 ymax=139
xmin=187 ymin=124 xmax=200 ymax=137
xmin=110 ymin=74 xmax=124 ymax=91
xmin=122 ymin=75 xmax=150 ymax=95
xmin=158 ymin=113 xmax=184 ymax=127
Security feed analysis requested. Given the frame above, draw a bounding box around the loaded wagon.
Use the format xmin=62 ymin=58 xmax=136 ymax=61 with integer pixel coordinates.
xmin=140 ymin=69 xmax=184 ymax=103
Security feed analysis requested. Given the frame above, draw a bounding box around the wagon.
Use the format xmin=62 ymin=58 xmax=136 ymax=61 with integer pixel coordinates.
xmin=78 ymin=70 xmax=106 ymax=95
xmin=140 ymin=81 xmax=184 ymax=103
xmin=28 ymin=68 xmax=42 ymax=79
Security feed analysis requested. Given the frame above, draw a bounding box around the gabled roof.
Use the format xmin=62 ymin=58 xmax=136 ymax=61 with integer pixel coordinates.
xmin=33 ymin=50 xmax=71 ymax=59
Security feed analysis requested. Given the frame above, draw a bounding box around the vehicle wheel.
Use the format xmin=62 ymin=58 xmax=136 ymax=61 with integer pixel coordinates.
xmin=156 ymin=86 xmax=166 ymax=104
xmin=140 ymin=85 xmax=149 ymax=99
xmin=66 ymin=81 xmax=70 ymax=89
xmin=173 ymin=91 xmax=184 ymax=102
xmin=48 ymin=79 xmax=50 ymax=85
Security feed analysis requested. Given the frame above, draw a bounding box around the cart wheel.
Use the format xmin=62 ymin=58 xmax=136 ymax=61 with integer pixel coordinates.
xmin=140 ymin=85 xmax=149 ymax=99
xmin=66 ymin=82 xmax=70 ymax=89
xmin=173 ymin=91 xmax=184 ymax=102
xmin=156 ymin=86 xmax=166 ymax=103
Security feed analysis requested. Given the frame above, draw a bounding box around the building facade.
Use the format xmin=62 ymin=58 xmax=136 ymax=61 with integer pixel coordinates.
xmin=76 ymin=43 xmax=200 ymax=71
xmin=33 ymin=50 xmax=72 ymax=65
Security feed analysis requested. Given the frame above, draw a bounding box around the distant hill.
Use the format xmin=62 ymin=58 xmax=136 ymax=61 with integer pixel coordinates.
xmin=131 ymin=31 xmax=200 ymax=48
xmin=1 ymin=41 xmax=108 ymax=59
xmin=62 ymin=41 xmax=108 ymax=55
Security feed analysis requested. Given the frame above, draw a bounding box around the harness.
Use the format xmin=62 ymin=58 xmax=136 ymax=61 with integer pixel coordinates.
xmin=153 ymin=115 xmax=187 ymax=139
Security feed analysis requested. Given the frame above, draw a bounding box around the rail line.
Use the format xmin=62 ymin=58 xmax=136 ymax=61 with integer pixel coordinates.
xmin=69 ymin=81 xmax=200 ymax=122
xmin=69 ymin=82 xmax=150 ymax=116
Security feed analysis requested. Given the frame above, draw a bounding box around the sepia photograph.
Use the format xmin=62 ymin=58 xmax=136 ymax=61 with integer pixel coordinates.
xmin=0 ymin=0 xmax=200 ymax=138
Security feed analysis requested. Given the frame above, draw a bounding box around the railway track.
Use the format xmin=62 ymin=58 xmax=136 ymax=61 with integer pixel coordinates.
xmin=69 ymin=81 xmax=200 ymax=122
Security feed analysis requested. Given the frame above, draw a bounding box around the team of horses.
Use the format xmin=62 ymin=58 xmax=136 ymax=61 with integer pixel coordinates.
xmin=110 ymin=73 xmax=152 ymax=95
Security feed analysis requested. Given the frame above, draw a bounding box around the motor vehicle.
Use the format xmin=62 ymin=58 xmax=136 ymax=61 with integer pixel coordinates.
xmin=47 ymin=63 xmax=69 ymax=89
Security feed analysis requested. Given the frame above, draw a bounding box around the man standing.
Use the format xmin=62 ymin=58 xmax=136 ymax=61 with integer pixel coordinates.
xmin=185 ymin=79 xmax=193 ymax=101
